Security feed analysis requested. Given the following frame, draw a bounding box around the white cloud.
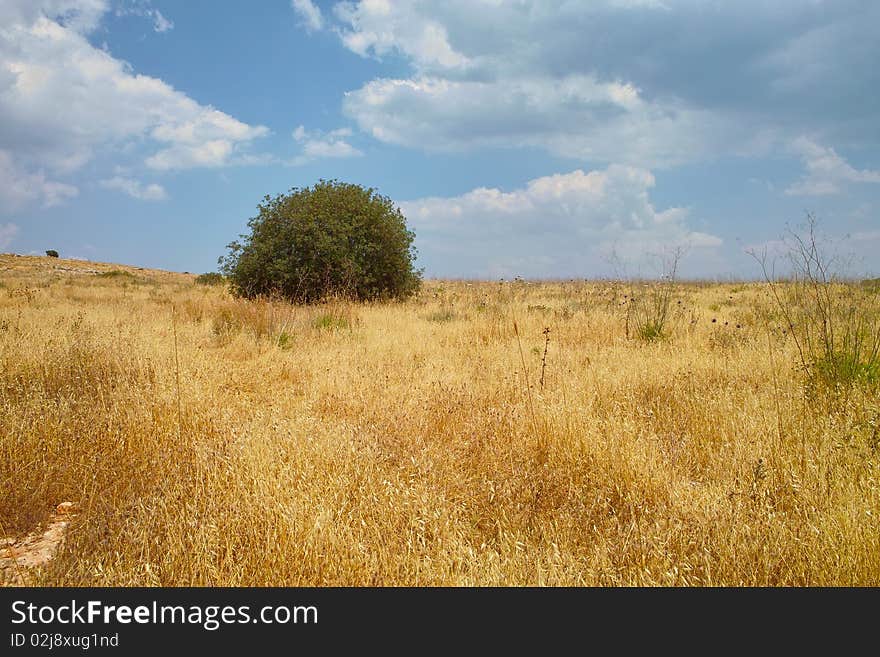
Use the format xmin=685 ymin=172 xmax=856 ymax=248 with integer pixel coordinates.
xmin=0 ymin=0 xmax=109 ymax=34
xmin=146 ymin=140 xmax=235 ymax=171
xmin=0 ymin=1 xmax=267 ymax=208
xmin=400 ymin=165 xmax=721 ymax=277
xmin=151 ymin=9 xmax=173 ymax=32
xmin=344 ymin=74 xmax=731 ymax=167
xmin=785 ymin=137 xmax=880 ymax=196
xmin=333 ymin=0 xmax=469 ymax=70
xmin=330 ymin=1 xmax=880 ymax=167
xmin=0 ymin=222 xmax=20 ymax=250
xmin=292 ymin=0 xmax=323 ymax=32
xmin=114 ymin=1 xmax=174 ymax=33
xmin=291 ymin=125 xmax=363 ymax=164
xmin=99 ymin=176 xmax=167 ymax=201
xmin=0 ymin=150 xmax=78 ymax=212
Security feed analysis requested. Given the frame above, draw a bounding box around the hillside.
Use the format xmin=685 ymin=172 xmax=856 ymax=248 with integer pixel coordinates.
xmin=0 ymin=253 xmax=196 ymax=283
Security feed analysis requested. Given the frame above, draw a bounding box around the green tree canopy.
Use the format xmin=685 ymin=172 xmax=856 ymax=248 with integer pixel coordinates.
xmin=220 ymin=180 xmax=421 ymax=303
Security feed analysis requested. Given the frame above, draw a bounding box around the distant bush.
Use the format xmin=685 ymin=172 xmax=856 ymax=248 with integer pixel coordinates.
xmin=99 ymin=270 xmax=135 ymax=279
xmin=196 ymin=272 xmax=226 ymax=286
xmin=312 ymin=313 xmax=350 ymax=331
xmin=626 ymin=248 xmax=683 ymax=342
xmin=219 ymin=179 xmax=421 ymax=303
xmin=45 ymin=250 xmax=59 ymax=258
xmin=426 ymin=309 xmax=457 ymax=323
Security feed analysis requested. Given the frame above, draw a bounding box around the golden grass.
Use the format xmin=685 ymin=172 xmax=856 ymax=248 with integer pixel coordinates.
xmin=1 ymin=254 xmax=878 ymax=585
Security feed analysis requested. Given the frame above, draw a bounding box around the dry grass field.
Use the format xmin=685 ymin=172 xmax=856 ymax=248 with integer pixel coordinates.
xmin=1 ymin=253 xmax=878 ymax=585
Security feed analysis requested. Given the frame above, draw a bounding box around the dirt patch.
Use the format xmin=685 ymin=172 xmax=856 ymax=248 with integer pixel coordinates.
xmin=1 ymin=502 xmax=77 ymax=585
xmin=54 ymin=266 xmax=101 ymax=275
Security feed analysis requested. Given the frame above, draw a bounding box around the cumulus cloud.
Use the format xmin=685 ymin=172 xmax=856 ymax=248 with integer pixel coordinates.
xmin=291 ymin=125 xmax=363 ymax=164
xmin=0 ymin=0 xmax=108 ymax=34
xmin=329 ymin=1 xmax=880 ymax=166
xmin=0 ymin=222 xmax=20 ymax=250
xmin=145 ymin=106 xmax=269 ymax=170
xmin=292 ymin=0 xmax=323 ymax=32
xmin=345 ymin=75 xmax=730 ymax=167
xmin=0 ymin=150 xmax=78 ymax=212
xmin=333 ymin=0 xmax=469 ymax=70
xmin=99 ymin=176 xmax=167 ymax=201
xmin=785 ymin=137 xmax=880 ymax=196
xmin=399 ymin=165 xmax=721 ymax=278
xmin=0 ymin=0 xmax=267 ymax=209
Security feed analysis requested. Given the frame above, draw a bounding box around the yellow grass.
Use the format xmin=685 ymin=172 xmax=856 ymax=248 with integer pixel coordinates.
xmin=1 ymin=254 xmax=878 ymax=585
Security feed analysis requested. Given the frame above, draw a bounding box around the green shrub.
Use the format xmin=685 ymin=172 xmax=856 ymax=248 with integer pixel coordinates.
xmin=637 ymin=320 xmax=665 ymax=342
xmin=196 ymin=272 xmax=226 ymax=286
xmin=625 ymin=249 xmax=683 ymax=342
xmin=812 ymin=352 xmax=879 ymax=387
xmin=220 ymin=179 xmax=422 ymax=303
xmin=426 ymin=309 xmax=457 ymax=323
xmin=276 ymin=331 xmax=294 ymax=349
xmin=312 ymin=314 xmax=349 ymax=331
xmin=45 ymin=250 xmax=59 ymax=258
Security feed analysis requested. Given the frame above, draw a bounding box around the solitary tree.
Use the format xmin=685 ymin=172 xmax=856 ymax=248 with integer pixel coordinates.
xmin=220 ymin=180 xmax=421 ymax=303
xmin=45 ymin=250 xmax=59 ymax=258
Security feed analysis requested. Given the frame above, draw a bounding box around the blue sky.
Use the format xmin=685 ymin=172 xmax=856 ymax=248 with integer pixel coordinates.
xmin=1 ymin=0 xmax=878 ymax=279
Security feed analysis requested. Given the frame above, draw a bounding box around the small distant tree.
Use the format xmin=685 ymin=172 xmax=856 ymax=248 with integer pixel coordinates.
xmin=45 ymin=250 xmax=59 ymax=258
xmin=220 ymin=180 xmax=421 ymax=303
